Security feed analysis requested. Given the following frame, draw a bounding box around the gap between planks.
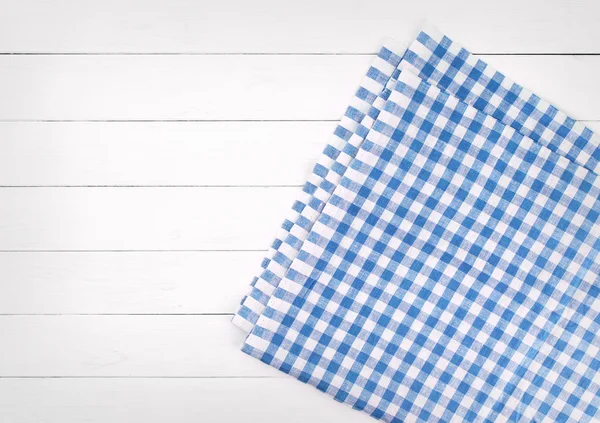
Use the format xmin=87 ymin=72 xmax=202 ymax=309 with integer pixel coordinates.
xmin=0 ymin=53 xmax=599 ymax=56
xmin=0 ymin=376 xmax=277 ymax=379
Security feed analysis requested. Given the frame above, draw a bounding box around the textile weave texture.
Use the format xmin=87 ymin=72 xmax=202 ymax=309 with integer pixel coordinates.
xmin=243 ymin=69 xmax=600 ymax=423
xmin=233 ymin=27 xmax=600 ymax=334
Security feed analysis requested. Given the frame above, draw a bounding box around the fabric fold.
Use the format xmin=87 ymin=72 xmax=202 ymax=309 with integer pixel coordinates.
xmin=243 ymin=68 xmax=600 ymax=422
xmin=233 ymin=28 xmax=600 ymax=335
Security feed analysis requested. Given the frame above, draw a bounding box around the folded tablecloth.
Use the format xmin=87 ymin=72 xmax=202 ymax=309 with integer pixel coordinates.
xmin=233 ymin=27 xmax=600 ymax=423
xmin=233 ymin=26 xmax=600 ymax=335
xmin=244 ymin=68 xmax=600 ymax=422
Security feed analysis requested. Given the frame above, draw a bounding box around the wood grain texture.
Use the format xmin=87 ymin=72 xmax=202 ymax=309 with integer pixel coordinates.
xmin=0 ymin=0 xmax=599 ymax=53
xmin=0 ymin=55 xmax=598 ymax=121
xmin=0 ymin=121 xmax=332 ymax=186
xmin=0 ymin=315 xmax=277 ymax=377
xmin=0 ymin=378 xmax=372 ymax=423
xmin=0 ymin=187 xmax=298 ymax=251
xmin=0 ymin=251 xmax=262 ymax=314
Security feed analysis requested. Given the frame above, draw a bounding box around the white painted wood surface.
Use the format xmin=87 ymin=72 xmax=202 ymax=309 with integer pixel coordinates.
xmin=0 ymin=55 xmax=599 ymax=120
xmin=0 ymin=187 xmax=298 ymax=250
xmin=1 ymin=0 xmax=598 ymax=422
xmin=0 ymin=252 xmax=262 ymax=313
xmin=0 ymin=55 xmax=370 ymax=121
xmin=0 ymin=315 xmax=279 ymax=377
xmin=0 ymin=0 xmax=599 ymax=53
xmin=0 ymin=122 xmax=332 ymax=186
xmin=0 ymin=378 xmax=364 ymax=423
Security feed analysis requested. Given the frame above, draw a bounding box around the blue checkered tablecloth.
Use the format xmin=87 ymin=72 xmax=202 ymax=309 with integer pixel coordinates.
xmin=233 ymin=27 xmax=600 ymax=423
xmin=233 ymin=27 xmax=600 ymax=336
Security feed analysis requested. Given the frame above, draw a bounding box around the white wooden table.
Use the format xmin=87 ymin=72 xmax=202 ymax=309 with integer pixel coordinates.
xmin=0 ymin=1 xmax=599 ymax=422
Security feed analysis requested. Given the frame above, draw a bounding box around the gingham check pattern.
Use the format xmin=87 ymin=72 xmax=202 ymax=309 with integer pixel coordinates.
xmin=233 ymin=29 xmax=600 ymax=334
xmin=243 ymin=70 xmax=600 ymax=422
xmin=400 ymin=25 xmax=600 ymax=175
xmin=232 ymin=41 xmax=407 ymax=332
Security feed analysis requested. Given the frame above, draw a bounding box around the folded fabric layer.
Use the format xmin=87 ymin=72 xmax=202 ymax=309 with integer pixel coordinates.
xmin=233 ymin=28 xmax=600 ymax=334
xmin=232 ymin=41 xmax=407 ymax=332
xmin=243 ymin=69 xmax=600 ymax=422
xmin=401 ymin=25 xmax=600 ymax=175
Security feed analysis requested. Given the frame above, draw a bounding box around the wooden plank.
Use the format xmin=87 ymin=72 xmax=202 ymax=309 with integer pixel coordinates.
xmin=0 ymin=187 xmax=298 ymax=251
xmin=0 ymin=55 xmax=370 ymax=121
xmin=1 ymin=120 xmax=598 ymax=187
xmin=0 ymin=378 xmax=371 ymax=423
xmin=0 ymin=0 xmax=598 ymax=53
xmin=0 ymin=251 xmax=263 ymax=314
xmin=0 ymin=315 xmax=277 ymax=377
xmin=0 ymin=121 xmax=332 ymax=186
xmin=0 ymin=55 xmax=598 ymax=121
